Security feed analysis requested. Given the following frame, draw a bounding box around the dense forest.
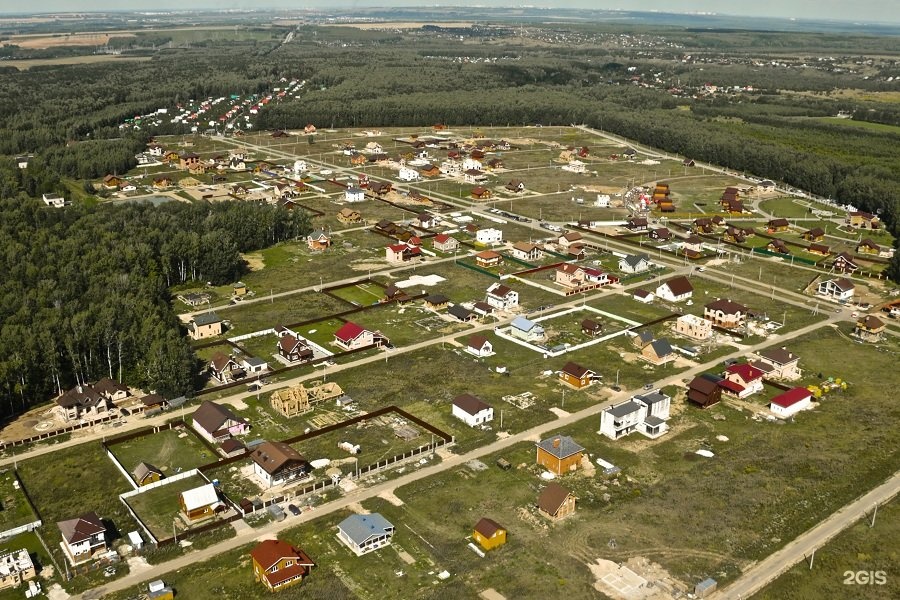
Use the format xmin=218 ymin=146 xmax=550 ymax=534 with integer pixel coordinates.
xmin=0 ymin=198 xmax=309 ymax=418
xmin=1 ymin=21 xmax=899 ymax=418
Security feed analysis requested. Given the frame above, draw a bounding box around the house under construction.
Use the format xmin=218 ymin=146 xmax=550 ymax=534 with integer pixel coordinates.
xmin=270 ymin=381 xmax=344 ymax=417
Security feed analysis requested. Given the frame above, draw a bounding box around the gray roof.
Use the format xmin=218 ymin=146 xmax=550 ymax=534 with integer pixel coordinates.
xmin=635 ymin=391 xmax=668 ymax=406
xmin=606 ymin=401 xmax=643 ymax=419
xmin=635 ymin=330 xmax=654 ymax=344
xmin=536 ymin=435 xmax=584 ymax=459
xmin=448 ymin=304 xmax=475 ymax=320
xmin=193 ymin=312 xmax=221 ymax=326
xmin=338 ymin=513 xmax=394 ymax=546
xmin=511 ymin=316 xmax=540 ymax=332
xmin=621 ymin=253 xmax=649 ymax=268
xmin=643 ymin=415 xmax=666 ymax=427
xmin=649 ymin=339 xmax=674 ymax=357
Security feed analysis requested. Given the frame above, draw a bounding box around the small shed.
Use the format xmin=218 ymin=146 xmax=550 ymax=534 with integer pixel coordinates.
xmin=695 ymin=578 xmax=717 ymax=597
xmin=127 ymin=531 xmax=143 ymax=550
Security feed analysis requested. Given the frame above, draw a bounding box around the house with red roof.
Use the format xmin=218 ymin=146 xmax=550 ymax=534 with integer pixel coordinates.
xmin=769 ymin=387 xmax=813 ymax=418
xmin=723 ymin=363 xmax=766 ymax=398
xmin=334 ymin=322 xmax=374 ymax=351
xmin=250 ymin=539 xmax=314 ymax=592
xmin=432 ymin=233 xmax=460 ymax=252
xmin=385 ymin=243 xmax=421 ymax=264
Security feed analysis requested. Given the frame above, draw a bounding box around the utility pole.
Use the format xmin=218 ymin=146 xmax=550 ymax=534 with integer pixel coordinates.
xmin=870 ymin=503 xmax=878 ymax=527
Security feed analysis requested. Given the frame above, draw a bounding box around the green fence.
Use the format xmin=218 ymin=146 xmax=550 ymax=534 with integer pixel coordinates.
xmin=455 ymin=260 xmax=501 ymax=279
xmin=751 ymin=247 xmax=819 ymax=265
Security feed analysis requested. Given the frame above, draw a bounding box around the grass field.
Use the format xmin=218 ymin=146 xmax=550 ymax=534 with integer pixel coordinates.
xmin=108 ymin=427 xmax=216 ymax=484
xmin=814 ymin=116 xmax=900 ymax=134
xmin=328 ymin=282 xmax=386 ymax=306
xmin=0 ymin=55 xmax=152 ymax=70
xmin=758 ymin=197 xmax=818 ymax=218
xmin=0 ymin=472 xmax=38 ymax=533
xmin=220 ymin=291 xmax=350 ymax=336
xmin=126 ymin=474 xmax=214 ymax=540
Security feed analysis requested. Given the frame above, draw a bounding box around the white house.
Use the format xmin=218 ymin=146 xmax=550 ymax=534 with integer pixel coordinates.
xmin=476 ymin=228 xmax=503 ymax=245
xmin=722 ymin=363 xmax=766 ymax=398
xmin=619 ymin=254 xmax=651 ymax=273
xmin=816 ymin=278 xmax=855 ymax=302
xmin=293 ymin=160 xmax=307 ymax=175
xmin=462 ymin=158 xmax=483 ymax=171
xmin=486 ymin=283 xmax=519 ymax=310
xmin=345 ymin=187 xmax=365 ymax=203
xmin=398 ymin=166 xmax=420 ymax=182
xmin=42 ymin=193 xmax=65 ymax=208
xmin=510 ymin=242 xmax=543 ymax=261
xmin=509 ymin=316 xmax=545 ymax=342
xmin=334 ymin=322 xmax=375 ymax=350
xmin=769 ymin=387 xmax=813 ymax=418
xmin=600 ymin=391 xmax=671 ymax=440
xmin=337 ymin=513 xmax=395 ymax=556
xmin=656 ymin=276 xmax=694 ymax=302
xmin=633 ymin=289 xmax=655 ymax=304
xmin=451 ymin=394 xmax=494 ymax=427
xmin=57 ymin=512 xmax=107 ymax=565
xmin=466 ymin=335 xmax=494 ymax=357
xmin=250 ymin=441 xmax=309 ymax=488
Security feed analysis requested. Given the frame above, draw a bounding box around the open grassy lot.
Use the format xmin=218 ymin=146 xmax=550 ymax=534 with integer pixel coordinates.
xmin=758 ymin=196 xmax=818 ymax=218
xmin=108 ymin=426 xmax=216 ymax=484
xmin=126 ymin=474 xmax=213 ymax=540
xmin=0 ymin=471 xmax=39 ymax=532
xmin=589 ymin=291 xmax=678 ymax=323
xmin=753 ymin=498 xmax=899 ymax=600
xmin=220 ymin=291 xmax=351 ymax=336
xmin=328 ymin=281 xmax=386 ymax=306
xmin=355 ymin=303 xmax=472 ymax=347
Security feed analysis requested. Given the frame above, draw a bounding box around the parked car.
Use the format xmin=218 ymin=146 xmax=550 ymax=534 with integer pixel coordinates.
xmin=288 ymin=504 xmax=301 ymax=516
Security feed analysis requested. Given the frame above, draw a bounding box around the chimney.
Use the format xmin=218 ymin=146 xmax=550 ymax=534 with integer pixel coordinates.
xmin=553 ymin=438 xmax=561 ymax=449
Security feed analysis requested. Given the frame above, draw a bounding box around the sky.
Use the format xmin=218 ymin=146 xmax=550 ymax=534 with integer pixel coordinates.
xmin=5 ymin=1 xmax=899 ymax=24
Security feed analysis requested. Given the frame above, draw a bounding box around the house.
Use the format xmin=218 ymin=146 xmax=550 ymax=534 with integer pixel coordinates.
xmin=102 ymin=174 xmax=124 ymax=189
xmin=278 ymin=335 xmax=313 ymax=363
xmin=337 ymin=207 xmax=362 ymax=224
xmin=854 ymin=315 xmax=886 ymax=342
xmin=471 ymin=186 xmax=492 ymax=200
xmin=758 ymin=180 xmax=776 ymax=192
xmin=686 ymin=374 xmax=723 ymax=408
xmin=723 ymin=363 xmax=766 ymax=398
xmin=462 ymin=158 xmax=483 ymax=171
xmin=219 ymin=438 xmax=246 ymax=458
xmin=419 ymin=163 xmax=440 ymax=177
xmin=133 ymin=462 xmax=164 ymax=487
xmin=555 ymin=264 xmax=587 ymax=288
xmin=656 ymin=276 xmax=693 ymax=302
xmin=683 ymin=158 xmax=695 ymax=167
xmin=334 ymin=322 xmax=375 ymax=350
xmin=251 ymin=441 xmax=309 ymax=488
xmin=769 ymin=387 xmax=813 ymax=418
xmin=626 ymin=217 xmax=649 ymax=232
xmin=368 ymin=181 xmax=392 ymax=195
xmin=414 ymin=212 xmax=434 ymax=229
xmin=58 ymin=512 xmax=107 ymax=565
xmin=767 ymin=218 xmax=790 ymax=233
xmin=475 ymin=250 xmax=503 ymax=268
xmin=722 ymin=198 xmax=746 ymax=214
xmin=619 ymin=254 xmax=651 ymax=273
xmin=505 ymin=179 xmax=525 ymax=193
xmin=192 ymin=400 xmax=249 ymax=443
xmin=382 ymin=284 xmax=409 ymax=304
xmin=633 ymin=289 xmax=655 ymax=304
xmin=448 ymin=304 xmax=477 ymax=322
xmin=140 ymin=394 xmax=168 ymax=412
xmin=557 ymin=232 xmax=583 ymax=248
xmin=537 ymin=483 xmax=576 ymax=521
xmin=559 ymin=362 xmax=595 ymax=389
xmin=306 ymin=230 xmax=331 ymax=252
xmin=337 ymin=513 xmax=395 ymax=556
xmin=767 ymin=239 xmax=790 ymax=254
xmin=473 ymin=518 xmax=507 ymax=552
xmin=180 ymin=483 xmax=224 ymax=522
xmin=510 ymin=242 xmax=543 ymax=262
xmin=583 ymin=267 xmax=610 ymax=285
xmin=600 ymin=391 xmax=671 ymax=439
xmin=452 ymin=394 xmax=494 ymax=427
xmin=55 ymin=384 xmax=114 ymax=423
xmin=475 ymin=228 xmax=503 ymax=245
xmin=473 ymin=301 xmax=495 ymax=316
xmin=385 ymin=243 xmax=420 ymax=264
xmin=209 ymin=353 xmax=244 ymax=383
xmin=675 ymin=314 xmax=713 ymax=340
xmin=724 ymin=226 xmax=749 ymax=243
xmin=641 ymin=338 xmax=676 ymax=365
xmin=187 ymin=312 xmax=223 ymax=340
xmin=153 ymin=176 xmax=172 ymax=189
xmin=535 ymin=435 xmax=584 ymax=476
xmin=93 ymin=377 xmax=129 ymax=402
xmin=832 ymin=252 xmax=860 ymax=274
xmin=856 ymin=239 xmax=880 ymax=255
xmin=0 ymin=548 xmax=36 ymax=590
xmin=250 ymin=539 xmax=314 ymax=592
xmin=398 ymin=166 xmax=420 ymax=181
xmin=802 ymin=227 xmax=825 ymax=242
xmin=649 ymin=227 xmax=672 ymax=241
xmin=846 ymin=211 xmax=880 ymax=229
xmin=807 ymin=243 xmax=830 ymax=256
xmin=424 ymin=294 xmax=450 ymax=310
xmin=344 ymin=187 xmax=365 ymax=203
xmin=432 ymin=234 xmax=460 ymax=252
xmin=567 ymin=244 xmax=587 ymax=260
xmin=817 ymin=278 xmax=855 ymax=302
xmin=704 ymin=299 xmax=748 ymax=329
xmin=682 ymin=235 xmax=704 ymax=255
xmin=509 ymin=316 xmax=544 ymax=342
xmin=179 ymin=153 xmax=200 ymax=170
xmin=581 ymin=318 xmax=602 ymax=337
xmin=631 ymin=330 xmax=654 ymax=349
xmin=466 ymin=335 xmax=493 ymax=357
xmin=692 ymin=218 xmax=715 ymax=234
xmin=753 ymin=347 xmax=802 ymax=380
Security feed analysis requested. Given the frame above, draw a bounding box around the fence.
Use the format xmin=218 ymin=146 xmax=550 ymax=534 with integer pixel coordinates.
xmin=454 ymin=260 xmax=500 ymax=279
xmin=0 ymin=413 xmax=120 ymax=452
xmin=0 ymin=519 xmax=42 ymax=540
xmin=228 ymin=328 xmax=276 ymax=343
xmin=751 ymin=247 xmax=820 ymax=265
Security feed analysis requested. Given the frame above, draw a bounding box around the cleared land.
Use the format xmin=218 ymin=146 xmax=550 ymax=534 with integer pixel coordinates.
xmin=109 ymin=427 xmax=216 ymax=483
xmin=127 ymin=474 xmax=213 ymax=540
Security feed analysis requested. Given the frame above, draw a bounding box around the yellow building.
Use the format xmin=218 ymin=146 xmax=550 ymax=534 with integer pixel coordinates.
xmin=473 ymin=518 xmax=506 ymax=551
xmin=251 ymin=539 xmax=314 ymax=592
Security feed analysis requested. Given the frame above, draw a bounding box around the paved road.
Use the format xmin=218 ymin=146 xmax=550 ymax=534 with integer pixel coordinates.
xmin=710 ymin=470 xmax=900 ymax=600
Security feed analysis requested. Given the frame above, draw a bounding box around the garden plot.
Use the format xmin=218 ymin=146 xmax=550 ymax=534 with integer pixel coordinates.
xmin=109 ymin=426 xmax=215 ymax=484
xmin=126 ymin=474 xmax=216 ymax=539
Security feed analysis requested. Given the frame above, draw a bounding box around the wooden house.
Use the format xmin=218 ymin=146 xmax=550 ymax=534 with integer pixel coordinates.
xmin=473 ymin=518 xmax=506 ymax=551
xmin=537 ymin=483 xmax=576 ymax=521
xmin=535 ymin=435 xmax=584 ymax=476
xmin=559 ymin=362 xmax=595 ymax=389
xmin=250 ymin=539 xmax=314 ymax=592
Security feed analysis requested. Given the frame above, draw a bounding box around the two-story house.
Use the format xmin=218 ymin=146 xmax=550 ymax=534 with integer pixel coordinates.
xmin=600 ymin=391 xmax=671 ymax=440
xmin=486 ymin=283 xmax=519 ymax=310
xmin=58 ymin=512 xmax=107 ymax=565
xmin=250 ymin=539 xmax=315 ymax=592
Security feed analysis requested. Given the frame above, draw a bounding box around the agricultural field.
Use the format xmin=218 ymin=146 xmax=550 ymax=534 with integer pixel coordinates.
xmin=108 ymin=426 xmax=217 ymax=483
xmin=125 ymin=474 xmax=215 ymax=540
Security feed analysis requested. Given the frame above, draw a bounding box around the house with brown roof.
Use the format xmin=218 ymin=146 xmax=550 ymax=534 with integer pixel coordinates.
xmin=766 ymin=239 xmax=790 ymax=254
xmin=251 ymin=441 xmax=309 ymax=488
xmin=559 ymin=362 xmax=595 ymax=389
xmin=555 ymin=264 xmax=587 ymax=288
xmin=722 ymin=198 xmax=745 ymax=214
xmin=209 ymin=353 xmax=244 ymax=384
xmin=557 ymin=232 xmax=583 ymax=248
xmin=473 ymin=518 xmax=506 ymax=551
xmin=832 ymin=252 xmax=859 ymax=273
xmin=423 ymin=294 xmax=450 ymax=311
xmin=278 ymin=335 xmax=313 ymax=364
xmin=536 ymin=435 xmax=584 ymax=476
xmin=485 ymin=282 xmax=518 ymax=310
xmin=133 ymin=462 xmax=164 ymax=487
xmin=767 ymin=218 xmax=790 ymax=233
xmin=471 ymin=186 xmax=492 ymax=200
xmin=55 ymin=384 xmax=114 ymax=423
xmin=451 ymin=394 xmax=494 ymax=427
xmin=192 ymin=400 xmax=249 ymax=443
xmin=466 ymin=335 xmax=493 ymax=358
xmin=626 ymin=217 xmax=649 ymax=232
xmin=432 ymin=233 xmax=460 ymax=253
xmin=655 ymin=276 xmax=693 ymax=302
xmin=179 ymin=152 xmax=200 ymax=170
xmin=807 ymin=243 xmax=830 ymax=256
xmin=337 ymin=207 xmax=362 ymax=224
xmin=581 ymin=318 xmax=602 ymax=337
xmin=58 ymin=512 xmax=107 ymax=565
xmin=846 ymin=211 xmax=880 ymax=229
xmin=537 ymin=483 xmax=576 ymax=521
xmin=692 ymin=218 xmax=715 ymax=234
xmin=704 ymin=299 xmax=748 ymax=329
xmin=854 ymin=315 xmax=886 ymax=342
xmin=475 ymin=250 xmax=503 ymax=268
xmin=505 ymin=179 xmax=525 ymax=193
xmin=686 ymin=374 xmax=722 ymax=409
xmin=802 ymin=227 xmax=825 ymax=242
xmin=817 ymin=277 xmax=855 ymax=302
xmin=649 ymin=227 xmax=672 ymax=241
xmin=250 ymin=539 xmax=314 ymax=592
xmin=510 ymin=242 xmax=543 ymax=262
xmin=856 ymin=239 xmax=880 ymax=255
xmin=752 ymin=347 xmax=801 ymax=380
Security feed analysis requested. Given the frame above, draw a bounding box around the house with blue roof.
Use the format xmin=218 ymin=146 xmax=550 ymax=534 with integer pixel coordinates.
xmin=509 ymin=317 xmax=545 ymax=342
xmin=337 ymin=513 xmax=395 ymax=556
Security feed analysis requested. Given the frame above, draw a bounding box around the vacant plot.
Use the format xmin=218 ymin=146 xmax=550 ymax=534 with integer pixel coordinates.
xmin=6 ymin=32 xmax=135 ymax=48
xmin=109 ymin=427 xmax=216 ymax=484
xmin=222 ymin=290 xmax=350 ymax=336
xmin=328 ymin=281 xmax=386 ymax=306
xmin=126 ymin=474 xmax=214 ymax=540
xmin=0 ymin=55 xmax=152 ymax=70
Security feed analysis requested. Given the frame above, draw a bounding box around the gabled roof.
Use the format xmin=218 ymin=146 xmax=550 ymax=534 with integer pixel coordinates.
xmin=133 ymin=462 xmax=164 ymax=482
xmin=338 ymin=513 xmax=394 ymax=546
xmin=561 ymin=362 xmax=591 ymax=378
xmin=468 ymin=335 xmax=490 ymax=350
xmin=858 ymin=315 xmax=885 ymax=330
xmin=452 ymin=393 xmax=491 ymax=416
xmin=771 ymin=387 xmax=812 ymax=408
xmin=725 ymin=363 xmax=765 ymax=383
xmin=705 ymin=299 xmax=747 ymax=314
xmin=826 ymin=278 xmax=855 ymax=292
xmin=557 ymin=263 xmax=584 ymax=275
xmin=689 ymin=375 xmax=721 ymax=395
xmin=536 ymin=435 xmax=584 ymax=459
xmin=512 ymin=241 xmax=540 ymax=253
xmin=804 ymin=227 xmax=825 ymax=238
xmin=93 ymin=377 xmax=127 ymax=396
xmin=250 ymin=441 xmax=308 ymax=475
xmin=210 ymin=352 xmax=237 ymax=373
xmin=279 ymin=334 xmax=310 ymax=355
xmin=476 ymin=250 xmax=502 ymax=260
xmin=433 ymin=233 xmax=453 ymax=244
xmin=250 ymin=539 xmax=314 ymax=572
xmin=537 ymin=483 xmax=572 ymax=515
xmin=425 ymin=293 xmax=450 ymax=305
xmin=58 ymin=512 xmax=105 ymax=544
xmin=56 ymin=385 xmax=105 ymax=409
xmin=758 ymin=347 xmax=799 ymax=365
xmin=192 ymin=312 xmax=221 ymax=326
xmin=448 ymin=304 xmax=475 ymax=320
xmin=181 ymin=483 xmax=219 ymax=511
xmin=193 ymin=400 xmax=244 ymax=433
xmin=648 ymin=339 xmax=674 ymax=357
xmin=561 ymin=232 xmax=582 ymax=242
xmin=767 ymin=218 xmax=790 ymax=228
xmin=335 ymin=322 xmax=367 ymax=343
xmin=661 ymin=276 xmax=693 ymax=296
xmin=474 ymin=518 xmax=504 ymax=538
xmin=606 ymin=400 xmax=643 ymax=418
xmin=511 ymin=316 xmax=539 ymax=332
xmin=581 ymin=318 xmax=601 ymax=331
xmin=487 ymin=283 xmax=514 ymax=297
